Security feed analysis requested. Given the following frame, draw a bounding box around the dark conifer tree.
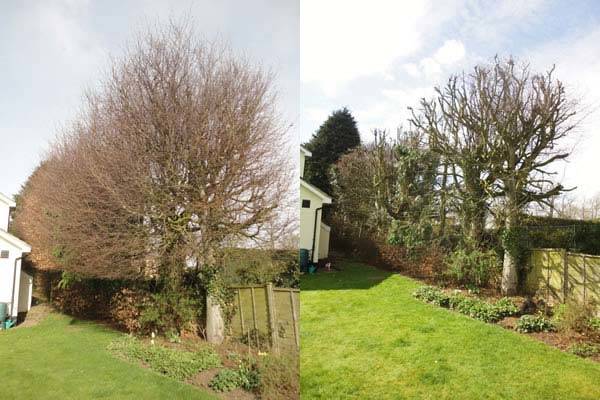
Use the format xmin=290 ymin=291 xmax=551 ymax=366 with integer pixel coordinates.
xmin=304 ymin=107 xmax=361 ymax=194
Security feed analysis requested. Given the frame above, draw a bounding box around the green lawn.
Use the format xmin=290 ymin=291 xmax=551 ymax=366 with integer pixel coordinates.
xmin=0 ymin=313 xmax=216 ymax=400
xmin=300 ymin=261 xmax=600 ymax=399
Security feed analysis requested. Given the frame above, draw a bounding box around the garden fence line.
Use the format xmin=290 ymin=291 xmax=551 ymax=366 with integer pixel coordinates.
xmin=527 ymin=248 xmax=600 ymax=309
xmin=228 ymin=283 xmax=299 ymax=354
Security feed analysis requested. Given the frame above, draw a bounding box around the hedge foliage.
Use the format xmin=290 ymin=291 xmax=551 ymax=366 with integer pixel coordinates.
xmin=413 ymin=286 xmax=519 ymax=323
xmin=40 ymin=248 xmax=299 ymax=336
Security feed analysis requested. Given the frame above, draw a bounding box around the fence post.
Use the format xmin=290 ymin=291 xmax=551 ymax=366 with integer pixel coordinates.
xmin=545 ymin=250 xmax=550 ymax=305
xmin=265 ymin=283 xmax=279 ymax=354
xmin=562 ymin=249 xmax=568 ymax=303
xmin=250 ymin=287 xmax=258 ymax=348
xmin=583 ymin=255 xmax=587 ymax=303
xmin=290 ymin=290 xmax=300 ymax=349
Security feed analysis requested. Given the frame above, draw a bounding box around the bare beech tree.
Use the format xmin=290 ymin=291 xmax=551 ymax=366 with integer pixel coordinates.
xmin=14 ymin=22 xmax=292 ymax=342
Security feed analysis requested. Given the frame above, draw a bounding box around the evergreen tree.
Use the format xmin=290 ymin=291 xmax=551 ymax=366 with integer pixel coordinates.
xmin=304 ymin=107 xmax=361 ymax=194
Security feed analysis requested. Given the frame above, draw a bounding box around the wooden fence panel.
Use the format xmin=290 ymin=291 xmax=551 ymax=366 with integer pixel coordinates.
xmin=526 ymin=249 xmax=545 ymax=294
xmin=529 ymin=249 xmax=600 ymax=310
xmin=568 ymin=254 xmax=586 ymax=303
xmin=547 ymin=250 xmax=564 ymax=303
xmin=273 ymin=288 xmax=300 ymax=353
xmin=587 ymin=256 xmax=600 ymax=305
xmin=228 ymin=285 xmax=299 ymax=353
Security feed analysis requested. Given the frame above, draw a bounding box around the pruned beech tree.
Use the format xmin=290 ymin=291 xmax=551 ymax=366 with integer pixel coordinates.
xmin=483 ymin=59 xmax=579 ymax=294
xmin=411 ymin=57 xmax=580 ymax=294
xmin=14 ymin=22 xmax=292 ymax=342
xmin=410 ymin=70 xmax=498 ymax=245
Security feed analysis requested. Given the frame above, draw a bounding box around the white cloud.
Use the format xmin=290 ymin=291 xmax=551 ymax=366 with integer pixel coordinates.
xmin=434 ymin=39 xmax=466 ymax=65
xmin=403 ymin=63 xmax=420 ymax=78
xmin=415 ymin=39 xmax=466 ymax=79
xmin=301 ymin=0 xmax=431 ymax=93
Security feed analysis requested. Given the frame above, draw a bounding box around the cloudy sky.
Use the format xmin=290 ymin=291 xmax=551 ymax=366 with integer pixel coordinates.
xmin=0 ymin=0 xmax=299 ymax=197
xmin=301 ymin=0 xmax=600 ymax=199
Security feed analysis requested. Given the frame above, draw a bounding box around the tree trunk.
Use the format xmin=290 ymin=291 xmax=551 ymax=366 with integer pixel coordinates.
xmin=206 ymin=293 xmax=225 ymax=344
xmin=501 ymin=213 xmax=519 ymax=295
xmin=439 ymin=162 xmax=448 ymax=237
xmin=471 ymin=201 xmax=486 ymax=244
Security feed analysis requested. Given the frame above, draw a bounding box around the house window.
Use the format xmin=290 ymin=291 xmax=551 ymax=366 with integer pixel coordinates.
xmin=0 ymin=250 xmax=8 ymax=259
xmin=302 ymin=199 xmax=311 ymax=208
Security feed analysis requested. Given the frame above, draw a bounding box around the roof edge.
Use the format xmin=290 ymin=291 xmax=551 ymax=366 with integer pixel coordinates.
xmin=0 ymin=229 xmax=31 ymax=253
xmin=0 ymin=192 xmax=16 ymax=208
xmin=300 ymin=179 xmax=332 ymax=203
xmin=300 ymin=146 xmax=312 ymax=157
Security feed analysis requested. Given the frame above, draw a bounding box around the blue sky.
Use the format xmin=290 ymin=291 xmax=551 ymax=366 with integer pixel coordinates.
xmin=0 ymin=0 xmax=298 ymax=197
xmin=301 ymin=0 xmax=600 ymax=199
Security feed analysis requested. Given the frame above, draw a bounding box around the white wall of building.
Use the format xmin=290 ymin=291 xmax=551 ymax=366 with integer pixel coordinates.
xmin=300 ymin=186 xmax=324 ymax=262
xmin=0 ymin=241 xmax=23 ymax=318
xmin=18 ymin=271 xmax=33 ymax=313
xmin=0 ymin=192 xmax=31 ymax=319
xmin=318 ymin=222 xmax=330 ymax=260
xmin=0 ymin=201 xmax=10 ymax=232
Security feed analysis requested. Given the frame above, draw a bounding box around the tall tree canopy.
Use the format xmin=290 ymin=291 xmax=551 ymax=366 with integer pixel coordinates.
xmin=13 ymin=22 xmax=291 ymax=291
xmin=303 ymin=107 xmax=361 ymax=194
xmin=411 ymin=57 xmax=579 ymax=294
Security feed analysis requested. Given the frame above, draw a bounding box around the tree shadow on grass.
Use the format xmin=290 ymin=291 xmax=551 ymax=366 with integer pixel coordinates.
xmin=300 ymin=259 xmax=393 ymax=291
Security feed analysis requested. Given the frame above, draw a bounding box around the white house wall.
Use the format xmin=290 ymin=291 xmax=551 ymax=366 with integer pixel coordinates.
xmin=18 ymin=271 xmax=32 ymax=313
xmin=0 ymin=242 xmax=23 ymax=318
xmin=0 ymin=202 xmax=9 ymax=231
xmin=318 ymin=222 xmax=330 ymax=260
xmin=299 ymin=186 xmax=324 ymax=262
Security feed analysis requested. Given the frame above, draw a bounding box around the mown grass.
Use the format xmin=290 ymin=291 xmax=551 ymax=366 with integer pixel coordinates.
xmin=0 ymin=313 xmax=216 ymax=399
xmin=300 ymin=261 xmax=600 ymax=399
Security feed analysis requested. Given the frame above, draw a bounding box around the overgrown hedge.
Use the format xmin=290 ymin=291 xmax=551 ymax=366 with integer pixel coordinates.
xmin=29 ymin=249 xmax=299 ymax=336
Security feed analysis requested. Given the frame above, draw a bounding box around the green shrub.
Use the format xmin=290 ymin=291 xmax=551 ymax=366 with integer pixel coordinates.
xmin=448 ymin=295 xmax=503 ymax=323
xmin=108 ymin=337 xmax=221 ymax=380
xmin=589 ymin=317 xmax=600 ymax=331
xmin=445 ymin=247 xmax=500 ymax=287
xmin=56 ymin=271 xmax=82 ymax=290
xmin=494 ymin=297 xmax=520 ymax=318
xmin=413 ymin=286 xmax=450 ymax=307
xmin=413 ymin=286 xmax=519 ymax=323
xmin=237 ymin=360 xmax=261 ymax=391
xmin=208 ymin=359 xmax=261 ymax=392
xmin=209 ymin=368 xmax=241 ymax=392
xmin=516 ymin=314 xmax=556 ymax=333
xmin=388 ymin=219 xmax=433 ymax=257
xmin=568 ymin=342 xmax=600 ymax=358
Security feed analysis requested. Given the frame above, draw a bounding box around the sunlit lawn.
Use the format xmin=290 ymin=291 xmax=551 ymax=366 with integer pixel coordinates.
xmin=0 ymin=314 xmax=216 ymax=400
xmin=301 ymin=261 xmax=600 ymax=399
